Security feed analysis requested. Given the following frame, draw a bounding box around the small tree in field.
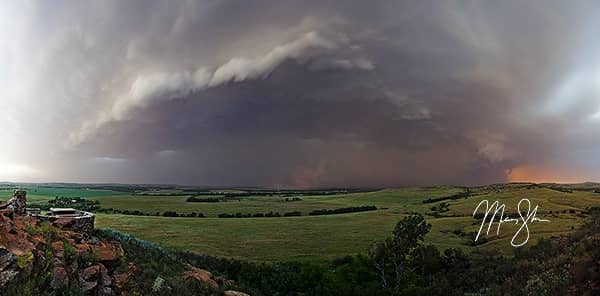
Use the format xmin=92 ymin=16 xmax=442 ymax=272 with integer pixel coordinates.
xmin=369 ymin=214 xmax=431 ymax=290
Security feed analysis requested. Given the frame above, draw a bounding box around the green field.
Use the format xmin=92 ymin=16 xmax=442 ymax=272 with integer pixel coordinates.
xmin=2 ymin=184 xmax=598 ymax=262
xmin=92 ymin=187 xmax=462 ymax=217
xmin=0 ymin=186 xmax=127 ymax=202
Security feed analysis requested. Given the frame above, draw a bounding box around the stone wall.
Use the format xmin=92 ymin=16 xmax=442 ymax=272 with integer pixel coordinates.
xmin=71 ymin=214 xmax=96 ymax=237
xmin=37 ymin=213 xmax=96 ymax=238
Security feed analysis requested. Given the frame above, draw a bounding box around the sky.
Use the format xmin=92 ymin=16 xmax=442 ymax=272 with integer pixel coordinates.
xmin=1 ymin=0 xmax=600 ymax=187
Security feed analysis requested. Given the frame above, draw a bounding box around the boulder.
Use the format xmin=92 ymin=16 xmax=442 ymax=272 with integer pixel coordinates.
xmin=113 ymin=262 xmax=139 ymax=291
xmin=93 ymin=241 xmax=124 ymax=265
xmin=152 ymin=276 xmax=171 ymax=293
xmin=215 ymin=275 xmax=235 ymax=287
xmin=80 ymin=265 xmax=100 ymax=290
xmin=51 ymin=267 xmax=69 ymax=289
xmin=184 ymin=267 xmax=219 ymax=289
xmin=79 ymin=263 xmax=111 ymax=294
xmin=0 ymin=247 xmax=18 ymax=287
xmin=0 ymin=247 xmax=16 ymax=271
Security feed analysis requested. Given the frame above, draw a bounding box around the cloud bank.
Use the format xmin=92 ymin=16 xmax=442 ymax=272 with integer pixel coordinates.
xmin=2 ymin=0 xmax=600 ymax=187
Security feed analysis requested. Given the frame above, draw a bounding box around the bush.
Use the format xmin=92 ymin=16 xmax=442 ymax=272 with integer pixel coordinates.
xmin=283 ymin=211 xmax=302 ymax=217
xmin=308 ymin=206 xmax=377 ymax=216
xmin=163 ymin=211 xmax=179 ymax=217
xmin=422 ymin=190 xmax=470 ymax=204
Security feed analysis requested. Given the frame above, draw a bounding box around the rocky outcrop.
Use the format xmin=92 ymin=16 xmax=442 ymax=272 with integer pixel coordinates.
xmin=0 ymin=208 xmax=126 ymax=294
xmin=184 ymin=267 xmax=219 ymax=289
xmin=0 ymin=189 xmax=239 ymax=295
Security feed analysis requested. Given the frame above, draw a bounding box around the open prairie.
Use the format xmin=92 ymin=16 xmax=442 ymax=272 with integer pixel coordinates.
xmin=1 ymin=183 xmax=597 ymax=261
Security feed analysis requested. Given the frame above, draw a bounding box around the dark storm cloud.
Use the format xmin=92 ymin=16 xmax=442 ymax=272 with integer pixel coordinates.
xmin=3 ymin=0 xmax=600 ymax=185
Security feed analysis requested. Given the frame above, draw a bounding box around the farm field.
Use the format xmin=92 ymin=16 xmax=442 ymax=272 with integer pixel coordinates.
xmin=1 ymin=183 xmax=598 ymax=262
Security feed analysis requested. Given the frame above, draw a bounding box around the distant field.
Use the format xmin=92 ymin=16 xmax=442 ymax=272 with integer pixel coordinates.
xmin=0 ymin=187 xmax=127 ymax=202
xmin=90 ymin=187 xmax=462 ymax=217
xmin=3 ymin=184 xmax=599 ymax=261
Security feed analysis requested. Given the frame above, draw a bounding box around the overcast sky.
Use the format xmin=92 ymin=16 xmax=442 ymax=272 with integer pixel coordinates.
xmin=1 ymin=0 xmax=600 ymax=187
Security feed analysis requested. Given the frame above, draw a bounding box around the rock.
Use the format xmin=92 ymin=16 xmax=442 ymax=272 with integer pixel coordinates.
xmin=0 ymin=218 xmax=36 ymax=256
xmin=152 ymin=276 xmax=170 ymax=293
xmin=51 ymin=267 xmax=69 ymax=289
xmin=79 ymin=265 xmax=100 ymax=290
xmin=101 ymin=287 xmax=113 ymax=295
xmin=215 ymin=275 xmax=235 ymax=287
xmin=0 ymin=247 xmax=16 ymax=271
xmin=52 ymin=257 xmax=63 ymax=268
xmin=0 ymin=269 xmax=19 ymax=288
xmin=113 ymin=262 xmax=139 ymax=291
xmin=184 ymin=267 xmax=219 ymax=289
xmin=0 ymin=247 xmax=18 ymax=287
xmin=94 ymin=241 xmax=124 ymax=265
xmin=51 ymin=241 xmax=64 ymax=258
xmin=224 ymin=291 xmax=251 ymax=296
xmin=79 ymin=263 xmax=111 ymax=293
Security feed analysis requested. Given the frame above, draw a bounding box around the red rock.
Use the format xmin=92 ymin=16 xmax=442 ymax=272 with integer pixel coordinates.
xmin=78 ymin=263 xmax=112 ymax=292
xmin=93 ymin=241 xmax=124 ymax=263
xmin=184 ymin=267 xmax=219 ymax=289
xmin=81 ymin=264 xmax=99 ymax=278
xmin=52 ymin=241 xmax=64 ymax=257
xmin=51 ymin=267 xmax=69 ymax=289
xmin=75 ymin=243 xmax=92 ymax=253
xmin=79 ymin=264 xmax=100 ymax=290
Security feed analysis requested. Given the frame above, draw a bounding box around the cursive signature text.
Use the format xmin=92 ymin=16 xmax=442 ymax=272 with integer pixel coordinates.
xmin=472 ymin=198 xmax=550 ymax=247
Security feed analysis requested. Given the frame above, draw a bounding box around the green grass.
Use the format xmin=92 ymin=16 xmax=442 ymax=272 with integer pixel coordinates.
xmin=0 ymin=187 xmax=126 ymax=203
xmin=4 ymin=184 xmax=600 ymax=262
xmin=95 ymin=210 xmax=407 ymax=262
xmin=91 ymin=186 xmax=463 ymax=217
xmin=92 ymin=185 xmax=599 ymax=261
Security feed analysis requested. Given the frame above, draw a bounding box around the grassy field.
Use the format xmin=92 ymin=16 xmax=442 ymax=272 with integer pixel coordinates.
xmin=90 ymin=187 xmax=462 ymax=216
xmin=0 ymin=187 xmax=127 ymax=202
xmin=2 ymin=184 xmax=599 ymax=261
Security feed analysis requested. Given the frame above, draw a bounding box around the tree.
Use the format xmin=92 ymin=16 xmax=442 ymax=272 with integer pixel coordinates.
xmin=369 ymin=238 xmax=392 ymax=289
xmin=369 ymin=214 xmax=432 ymax=291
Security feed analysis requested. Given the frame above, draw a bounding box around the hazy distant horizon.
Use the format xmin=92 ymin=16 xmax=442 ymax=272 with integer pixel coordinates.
xmin=2 ymin=179 xmax=600 ymax=190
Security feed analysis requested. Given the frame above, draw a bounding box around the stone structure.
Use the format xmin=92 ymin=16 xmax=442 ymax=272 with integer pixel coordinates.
xmin=1 ymin=190 xmax=96 ymax=237
xmin=51 ymin=214 xmax=96 ymax=237
xmin=6 ymin=190 xmax=27 ymax=215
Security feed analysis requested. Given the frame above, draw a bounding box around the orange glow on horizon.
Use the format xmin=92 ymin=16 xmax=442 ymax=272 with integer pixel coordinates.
xmin=507 ymin=166 xmax=594 ymax=184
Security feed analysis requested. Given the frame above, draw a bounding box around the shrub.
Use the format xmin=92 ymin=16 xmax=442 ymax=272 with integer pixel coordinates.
xmin=308 ymin=206 xmax=377 ymax=216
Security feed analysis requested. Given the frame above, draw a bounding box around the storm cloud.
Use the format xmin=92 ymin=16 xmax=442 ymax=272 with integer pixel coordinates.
xmin=1 ymin=0 xmax=600 ymax=186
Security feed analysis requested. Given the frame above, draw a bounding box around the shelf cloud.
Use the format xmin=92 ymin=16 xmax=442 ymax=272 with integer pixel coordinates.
xmin=69 ymin=31 xmax=371 ymax=146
